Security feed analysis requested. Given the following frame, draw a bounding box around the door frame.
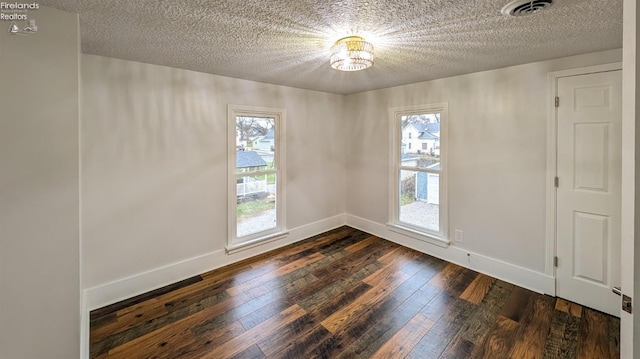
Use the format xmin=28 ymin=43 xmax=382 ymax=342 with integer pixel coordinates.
xmin=545 ymin=62 xmax=623 ymax=290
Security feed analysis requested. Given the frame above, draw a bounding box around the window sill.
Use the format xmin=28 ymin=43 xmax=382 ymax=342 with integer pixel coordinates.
xmin=226 ymin=231 xmax=289 ymax=255
xmin=386 ymin=223 xmax=450 ymax=248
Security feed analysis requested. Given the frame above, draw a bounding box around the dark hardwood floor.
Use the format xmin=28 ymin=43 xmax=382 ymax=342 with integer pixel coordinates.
xmin=90 ymin=226 xmax=620 ymax=359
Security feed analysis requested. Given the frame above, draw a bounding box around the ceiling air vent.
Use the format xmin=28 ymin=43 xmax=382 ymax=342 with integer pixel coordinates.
xmin=501 ymin=0 xmax=553 ymax=16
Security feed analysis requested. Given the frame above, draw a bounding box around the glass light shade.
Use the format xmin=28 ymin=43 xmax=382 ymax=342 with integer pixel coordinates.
xmin=330 ymin=36 xmax=374 ymax=72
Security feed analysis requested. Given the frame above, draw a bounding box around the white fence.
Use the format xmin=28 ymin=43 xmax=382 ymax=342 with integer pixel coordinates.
xmin=237 ymin=177 xmax=267 ymax=197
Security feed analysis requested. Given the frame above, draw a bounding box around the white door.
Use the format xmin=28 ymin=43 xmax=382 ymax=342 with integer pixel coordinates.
xmin=556 ymin=70 xmax=622 ymax=317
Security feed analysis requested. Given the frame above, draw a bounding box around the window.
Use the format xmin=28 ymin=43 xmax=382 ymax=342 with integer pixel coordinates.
xmin=228 ymin=105 xmax=286 ymax=252
xmin=389 ymin=104 xmax=448 ymax=246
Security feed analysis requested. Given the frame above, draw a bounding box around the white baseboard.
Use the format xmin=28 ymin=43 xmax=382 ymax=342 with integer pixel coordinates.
xmin=345 ymin=214 xmax=555 ymax=296
xmin=85 ymin=214 xmax=346 ymax=311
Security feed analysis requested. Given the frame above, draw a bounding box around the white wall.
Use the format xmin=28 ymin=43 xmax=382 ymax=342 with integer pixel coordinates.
xmin=345 ymin=49 xmax=622 ymax=277
xmin=81 ymin=55 xmax=346 ymax=306
xmin=0 ymin=6 xmax=80 ymax=359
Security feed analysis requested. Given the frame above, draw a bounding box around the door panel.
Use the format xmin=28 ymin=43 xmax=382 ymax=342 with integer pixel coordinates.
xmin=574 ymin=123 xmax=609 ymax=192
xmin=556 ymin=70 xmax=622 ymax=317
xmin=573 ymin=211 xmax=608 ymax=283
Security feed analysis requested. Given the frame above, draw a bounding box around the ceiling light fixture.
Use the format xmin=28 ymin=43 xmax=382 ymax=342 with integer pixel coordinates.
xmin=330 ymin=36 xmax=374 ymax=72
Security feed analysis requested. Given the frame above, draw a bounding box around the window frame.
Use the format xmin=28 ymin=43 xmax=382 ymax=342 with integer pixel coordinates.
xmin=388 ymin=103 xmax=449 ymax=247
xmin=227 ymin=104 xmax=287 ymax=253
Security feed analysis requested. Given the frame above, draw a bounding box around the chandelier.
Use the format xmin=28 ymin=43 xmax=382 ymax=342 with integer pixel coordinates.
xmin=330 ymin=36 xmax=374 ymax=72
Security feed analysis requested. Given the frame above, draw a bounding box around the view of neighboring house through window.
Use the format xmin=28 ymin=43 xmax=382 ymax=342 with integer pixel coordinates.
xmin=228 ymin=105 xmax=286 ymax=250
xmin=390 ymin=104 xmax=447 ymax=243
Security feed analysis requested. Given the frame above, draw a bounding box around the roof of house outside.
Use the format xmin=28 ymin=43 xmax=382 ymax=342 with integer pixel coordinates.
xmin=262 ymin=128 xmax=275 ymax=140
xmin=426 ymin=123 xmax=440 ymax=132
xmin=237 ymin=151 xmax=268 ymax=168
xmin=406 ymin=123 xmax=426 ymax=132
xmin=418 ymin=132 xmax=440 ymax=140
xmin=405 ymin=122 xmax=440 ymax=134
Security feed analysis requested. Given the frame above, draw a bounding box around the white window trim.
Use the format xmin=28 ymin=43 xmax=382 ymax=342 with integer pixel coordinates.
xmin=388 ymin=103 xmax=449 ymax=246
xmin=227 ymin=104 xmax=287 ymax=253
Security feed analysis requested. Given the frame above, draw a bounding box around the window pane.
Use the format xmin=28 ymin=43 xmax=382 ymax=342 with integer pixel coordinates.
xmin=400 ymin=114 xmax=440 ymax=168
xmin=237 ymin=174 xmax=276 ymax=238
xmin=399 ymin=170 xmax=439 ymax=232
xmin=236 ymin=116 xmax=275 ymax=168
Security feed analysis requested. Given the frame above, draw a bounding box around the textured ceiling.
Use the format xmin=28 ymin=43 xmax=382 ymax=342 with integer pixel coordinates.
xmin=39 ymin=0 xmax=622 ymax=94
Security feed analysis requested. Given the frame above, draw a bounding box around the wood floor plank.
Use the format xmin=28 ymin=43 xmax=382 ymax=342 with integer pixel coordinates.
xmin=378 ymin=245 xmax=424 ymax=268
xmin=105 ymin=320 xmax=198 ymax=359
xmin=460 ymin=274 xmax=496 ymax=304
xmin=226 ymin=252 xmax=324 ymax=296
xmin=363 ymin=260 xmax=410 ymax=287
xmin=398 ymin=254 xmax=448 ymax=278
xmin=459 ymin=280 xmax=513 ymax=346
xmin=320 ymin=268 xmax=411 ymax=333
xmin=163 ymin=321 xmax=247 ymax=359
xmin=307 ymin=263 xmax=435 ymax=358
xmin=267 ymin=322 xmax=333 ymax=358
xmin=508 ymin=294 xmax=555 ymax=359
xmin=256 ymin=314 xmax=314 ymax=357
xmin=91 ymin=299 xmax=169 ymax=343
xmin=199 ymin=304 xmax=307 ymax=359
xmin=337 ymin=266 xmax=444 ymax=358
xmin=190 ymin=284 xmax=284 ymax=336
xmin=542 ymin=310 xmax=580 ymax=359
xmin=446 ymin=266 xmax=479 ymax=297
xmin=371 ymin=313 xmax=434 ymax=359
xmin=340 ymin=282 xmax=441 ymax=358
xmin=306 ymin=281 xmax=373 ymax=323
xmin=89 ymin=275 xmax=203 ymax=322
xmin=316 ymin=229 xmax=377 ymax=255
xmin=89 ymin=227 xmax=621 ymax=359
xmin=555 ymin=298 xmax=583 ymax=318
xmin=439 ymin=336 xmax=475 ymax=359
xmin=197 ymin=226 xmax=354 ymax=282
xmin=501 ymin=286 xmax=533 ymax=323
xmin=421 ymin=290 xmax=458 ymax=323
xmin=609 ymin=315 xmax=621 ymax=359
xmin=239 ymin=297 xmax=294 ymax=330
xmin=92 ymin=263 xmax=264 ymax=343
xmin=344 ymin=234 xmax=377 ymax=252
xmin=296 ymin=261 xmax=383 ymax=311
xmin=471 ymin=315 xmax=520 ymax=359
xmin=577 ymin=308 xmax=610 ymax=359
xmin=306 ymin=261 xmax=438 ymax=358
xmin=310 ymin=238 xmax=396 ymax=281
xmin=428 ymin=262 xmax=466 ymax=288
xmin=95 ymin=283 xmax=272 ymax=357
xmin=229 ymin=345 xmax=266 ymax=359
xmin=407 ymin=295 xmax=477 ymax=359
xmin=89 ymin=284 xmax=255 ymax=358
xmin=162 ymin=280 xmax=230 ymax=313
xmin=313 ymin=296 xmax=405 ymax=358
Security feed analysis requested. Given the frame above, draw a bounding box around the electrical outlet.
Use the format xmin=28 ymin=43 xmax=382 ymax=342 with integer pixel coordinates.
xmin=455 ymin=229 xmax=464 ymax=243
